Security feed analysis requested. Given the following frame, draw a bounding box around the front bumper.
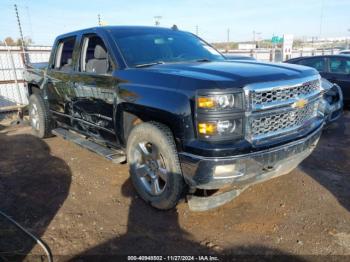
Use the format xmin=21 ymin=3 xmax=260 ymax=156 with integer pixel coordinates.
xmin=179 ymin=125 xmax=322 ymax=190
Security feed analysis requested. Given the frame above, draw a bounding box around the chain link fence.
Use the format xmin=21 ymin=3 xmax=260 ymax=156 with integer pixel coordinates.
xmin=0 ymin=45 xmax=51 ymax=112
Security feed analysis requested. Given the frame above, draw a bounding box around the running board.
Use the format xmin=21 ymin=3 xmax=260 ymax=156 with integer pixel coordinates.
xmin=52 ymin=128 xmax=126 ymax=164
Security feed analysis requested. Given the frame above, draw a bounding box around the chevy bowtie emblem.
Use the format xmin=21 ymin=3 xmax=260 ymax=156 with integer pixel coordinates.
xmin=292 ymin=99 xmax=308 ymax=109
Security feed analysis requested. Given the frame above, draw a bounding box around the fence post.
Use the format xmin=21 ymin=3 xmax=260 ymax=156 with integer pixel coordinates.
xmin=269 ymin=49 xmax=273 ymax=62
xmin=4 ymin=41 xmax=23 ymax=105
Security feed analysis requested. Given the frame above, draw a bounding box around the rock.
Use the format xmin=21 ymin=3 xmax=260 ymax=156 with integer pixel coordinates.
xmin=212 ymin=245 xmax=223 ymax=252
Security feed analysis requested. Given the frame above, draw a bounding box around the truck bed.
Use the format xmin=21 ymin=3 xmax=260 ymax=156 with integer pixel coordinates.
xmin=24 ymin=62 xmax=48 ymax=88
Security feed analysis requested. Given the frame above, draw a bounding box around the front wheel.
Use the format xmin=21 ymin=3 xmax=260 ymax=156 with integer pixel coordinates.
xmin=126 ymin=122 xmax=185 ymax=210
xmin=29 ymin=93 xmax=52 ymax=138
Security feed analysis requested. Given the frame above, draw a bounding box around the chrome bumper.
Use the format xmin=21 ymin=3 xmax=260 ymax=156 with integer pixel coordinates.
xmin=179 ymin=125 xmax=322 ymax=190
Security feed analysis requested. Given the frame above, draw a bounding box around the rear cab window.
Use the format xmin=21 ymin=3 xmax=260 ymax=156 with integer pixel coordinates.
xmin=329 ymin=57 xmax=350 ymax=74
xmin=53 ymin=37 xmax=76 ymax=72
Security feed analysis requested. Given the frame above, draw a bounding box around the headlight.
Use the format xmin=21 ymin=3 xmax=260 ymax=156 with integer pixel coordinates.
xmin=197 ymin=93 xmax=243 ymax=111
xmin=198 ymin=118 xmax=243 ymax=139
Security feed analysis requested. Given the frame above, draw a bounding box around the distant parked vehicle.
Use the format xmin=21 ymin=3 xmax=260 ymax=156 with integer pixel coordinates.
xmin=224 ymin=54 xmax=256 ymax=61
xmin=286 ymin=55 xmax=350 ymax=104
xmin=339 ymin=50 xmax=350 ymax=55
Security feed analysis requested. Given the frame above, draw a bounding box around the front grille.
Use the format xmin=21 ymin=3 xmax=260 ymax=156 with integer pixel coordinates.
xmin=250 ymin=101 xmax=318 ymax=138
xmin=245 ymin=76 xmax=322 ymax=143
xmin=251 ymin=79 xmax=320 ymax=110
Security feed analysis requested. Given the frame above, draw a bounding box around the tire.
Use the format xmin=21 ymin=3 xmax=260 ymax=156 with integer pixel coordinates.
xmin=126 ymin=121 xmax=185 ymax=210
xmin=29 ymin=93 xmax=52 ymax=138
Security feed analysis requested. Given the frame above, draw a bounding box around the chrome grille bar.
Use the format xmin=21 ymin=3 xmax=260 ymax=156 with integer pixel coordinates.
xmin=249 ymin=100 xmax=319 ymax=140
xmin=244 ymin=75 xmax=323 ymax=143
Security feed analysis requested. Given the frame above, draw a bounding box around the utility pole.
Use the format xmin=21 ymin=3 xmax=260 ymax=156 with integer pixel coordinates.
xmin=226 ymin=28 xmax=230 ymax=52
xmin=154 ymin=16 xmax=162 ymax=26
xmin=253 ymin=30 xmax=261 ymax=48
xmin=98 ymin=14 xmax=101 ymax=26
xmin=14 ymin=4 xmax=27 ymax=65
xmin=196 ymin=25 xmax=199 ymax=36
xmin=319 ymin=0 xmax=325 ymax=39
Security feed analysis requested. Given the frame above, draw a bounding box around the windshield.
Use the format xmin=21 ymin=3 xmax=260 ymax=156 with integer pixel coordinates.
xmin=112 ymin=29 xmax=225 ymax=67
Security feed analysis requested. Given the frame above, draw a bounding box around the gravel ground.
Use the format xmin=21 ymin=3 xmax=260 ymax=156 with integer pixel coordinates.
xmin=0 ymin=112 xmax=349 ymax=261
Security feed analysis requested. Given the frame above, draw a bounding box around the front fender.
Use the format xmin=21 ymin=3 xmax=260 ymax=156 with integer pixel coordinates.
xmin=115 ymin=83 xmax=195 ymax=150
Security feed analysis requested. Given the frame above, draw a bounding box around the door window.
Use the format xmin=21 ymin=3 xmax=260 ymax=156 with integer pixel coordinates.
xmin=54 ymin=37 xmax=76 ymax=71
xmin=80 ymin=35 xmax=111 ymax=74
xmin=297 ymin=58 xmax=326 ymax=72
xmin=329 ymin=57 xmax=350 ymax=74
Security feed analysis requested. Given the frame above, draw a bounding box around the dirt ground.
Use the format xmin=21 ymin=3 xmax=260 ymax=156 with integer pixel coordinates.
xmin=0 ymin=112 xmax=350 ymax=261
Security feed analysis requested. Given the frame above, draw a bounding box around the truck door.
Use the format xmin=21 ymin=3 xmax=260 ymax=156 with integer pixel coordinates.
xmin=47 ymin=36 xmax=77 ymax=125
xmin=69 ymin=34 xmax=117 ymax=141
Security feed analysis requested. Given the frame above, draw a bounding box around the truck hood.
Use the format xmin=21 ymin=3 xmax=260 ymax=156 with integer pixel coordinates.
xmin=145 ymin=60 xmax=318 ymax=86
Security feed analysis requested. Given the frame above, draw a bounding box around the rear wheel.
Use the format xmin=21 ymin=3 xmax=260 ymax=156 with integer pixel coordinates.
xmin=126 ymin=122 xmax=185 ymax=210
xmin=29 ymin=93 xmax=52 ymax=138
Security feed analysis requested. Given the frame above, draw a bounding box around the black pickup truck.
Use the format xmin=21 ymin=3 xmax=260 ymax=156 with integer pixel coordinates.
xmin=24 ymin=26 xmax=326 ymax=211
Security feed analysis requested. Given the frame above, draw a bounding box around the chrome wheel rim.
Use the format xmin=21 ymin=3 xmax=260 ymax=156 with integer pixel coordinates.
xmin=133 ymin=142 xmax=167 ymax=196
xmin=30 ymin=103 xmax=40 ymax=131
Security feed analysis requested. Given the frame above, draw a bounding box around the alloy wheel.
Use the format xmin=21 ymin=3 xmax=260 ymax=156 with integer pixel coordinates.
xmin=133 ymin=142 xmax=168 ymax=196
xmin=30 ymin=103 xmax=40 ymax=131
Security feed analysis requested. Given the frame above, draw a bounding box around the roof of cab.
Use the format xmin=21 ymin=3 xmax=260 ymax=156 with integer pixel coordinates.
xmin=286 ymin=54 xmax=350 ymax=62
xmin=55 ymin=25 xmax=179 ymax=40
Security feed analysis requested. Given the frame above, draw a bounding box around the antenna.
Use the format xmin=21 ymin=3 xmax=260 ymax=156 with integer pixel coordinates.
xmin=14 ymin=4 xmax=25 ymax=45
xmin=14 ymin=4 xmax=27 ymax=65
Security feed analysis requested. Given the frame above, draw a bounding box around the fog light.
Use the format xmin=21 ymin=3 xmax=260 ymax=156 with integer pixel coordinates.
xmin=214 ymin=164 xmax=244 ymax=178
xmin=198 ymin=122 xmax=217 ymax=135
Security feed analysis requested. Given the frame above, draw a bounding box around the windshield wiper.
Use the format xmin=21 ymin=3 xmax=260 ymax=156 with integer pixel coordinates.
xmin=135 ymin=61 xmax=165 ymax=68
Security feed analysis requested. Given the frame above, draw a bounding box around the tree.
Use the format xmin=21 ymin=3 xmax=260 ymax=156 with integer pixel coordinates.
xmin=16 ymin=37 xmax=33 ymax=46
xmin=4 ymin=37 xmax=16 ymax=46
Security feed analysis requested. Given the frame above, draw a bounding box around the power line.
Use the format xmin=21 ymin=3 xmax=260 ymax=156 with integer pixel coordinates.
xmin=25 ymin=5 xmax=34 ymax=40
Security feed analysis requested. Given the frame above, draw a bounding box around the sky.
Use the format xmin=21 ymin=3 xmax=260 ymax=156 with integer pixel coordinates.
xmin=0 ymin=0 xmax=349 ymax=45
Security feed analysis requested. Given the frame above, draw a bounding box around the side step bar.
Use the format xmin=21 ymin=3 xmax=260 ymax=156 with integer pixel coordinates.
xmin=52 ymin=128 xmax=126 ymax=164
